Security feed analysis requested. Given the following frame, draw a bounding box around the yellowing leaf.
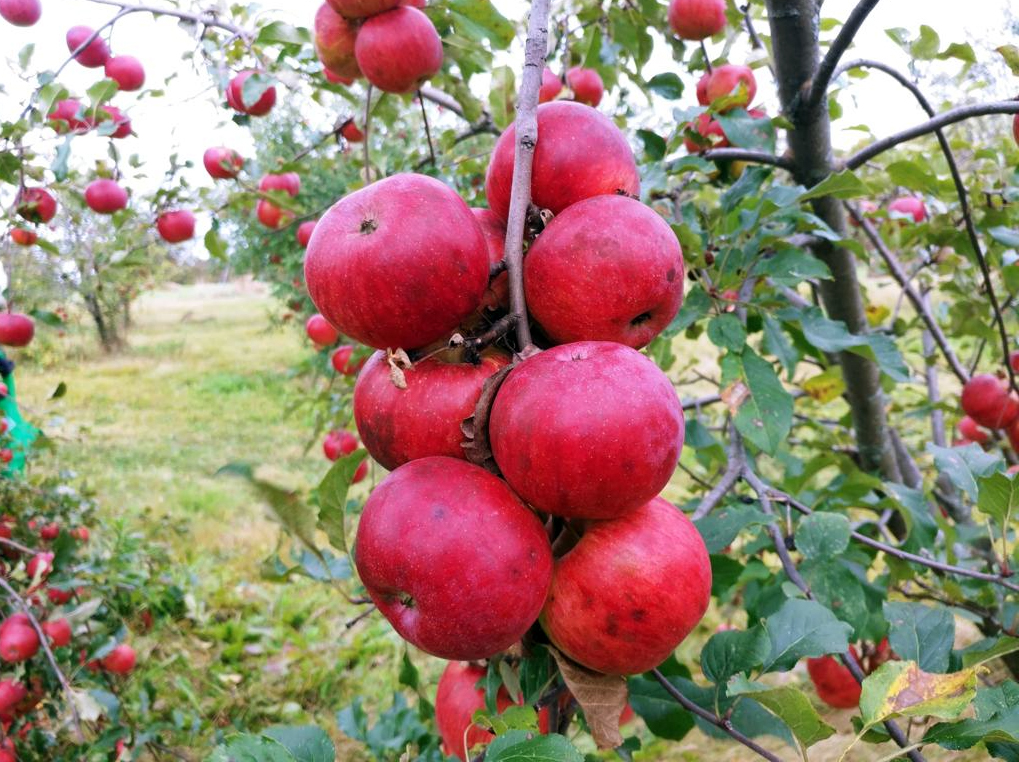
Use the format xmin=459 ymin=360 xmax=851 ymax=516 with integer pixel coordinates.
xmin=865 ymin=303 xmax=890 ymax=327
xmin=860 ymin=661 xmax=980 ymax=729
xmin=802 ymin=370 xmax=846 ymax=404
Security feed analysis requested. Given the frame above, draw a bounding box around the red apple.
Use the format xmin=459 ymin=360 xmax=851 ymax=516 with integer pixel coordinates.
xmin=227 ymin=70 xmax=276 ymax=116
xmin=330 ymin=345 xmax=364 ymax=376
xmin=306 ymin=313 xmax=339 ymax=345
xmin=0 ymin=314 xmax=34 ymax=347
xmin=26 ymin=552 xmax=53 ymax=580
xmin=668 ymin=0 xmax=726 ymax=39
xmin=104 ymin=55 xmax=145 ymax=91
xmin=203 ymin=147 xmax=243 ymax=179
xmin=1014 ymin=114 xmax=1019 ymax=147
xmin=99 ymin=105 xmax=132 ymax=138
xmin=305 ymin=173 xmax=489 ymax=350
xmin=957 ymin=415 xmax=989 ymax=445
xmin=1010 ymin=350 xmax=1019 ymax=375
xmin=538 ymin=67 xmax=562 ymax=103
xmin=0 ymin=679 xmax=26 ymax=721
xmin=66 ymin=25 xmax=109 ymax=68
xmin=485 ymin=101 xmax=640 ymax=221
xmin=807 ymin=650 xmax=861 ymax=709
xmin=73 ymin=527 xmax=90 ymax=542
xmin=315 ymin=3 xmax=361 ymax=79
xmin=541 ymin=496 xmax=711 ymax=674
xmin=48 ymin=98 xmax=92 ymax=133
xmin=42 ymin=619 xmax=71 ymax=648
xmin=258 ymin=172 xmax=301 ymax=197
xmin=354 ymin=7 xmax=443 ymax=94
xmin=847 ymin=199 xmax=879 ymax=227
xmin=10 ymin=229 xmax=37 ymax=246
xmin=328 ymin=0 xmax=399 ymax=17
xmin=566 ymin=66 xmax=604 ymax=107
xmin=0 ymin=621 xmax=38 ymax=662
xmin=39 ymin=523 xmax=59 ymax=541
xmin=888 ymin=196 xmax=927 ymax=223
xmin=354 ymin=457 xmax=553 ymax=659
xmin=16 ymin=187 xmax=57 ymax=223
xmin=0 ymin=0 xmax=40 ymax=25
xmin=156 ymin=210 xmax=196 ymax=243
xmin=323 ymin=430 xmax=369 ymax=481
xmin=684 ymin=112 xmax=727 ymax=152
xmin=0 ymin=450 xmax=12 ymax=464
xmin=84 ymin=179 xmax=128 ymax=214
xmin=297 ymin=220 xmax=317 ymax=247
xmin=471 ymin=208 xmax=508 ymax=310
xmin=47 ymin=587 xmax=73 ymax=605
xmin=703 ymin=63 xmax=756 ymax=111
xmin=324 ymin=68 xmax=355 ymax=85
xmin=0 ymin=739 xmax=13 ymax=762
xmin=256 ymin=200 xmax=294 ymax=229
xmin=695 ymin=72 xmax=710 ymax=105
xmin=341 ymin=120 xmax=365 ymax=142
xmin=354 ymin=349 xmax=510 ymax=470
xmin=491 ymin=342 xmax=683 ymax=518
xmin=524 ymin=195 xmax=684 ymax=349
xmin=102 ymin=643 xmax=136 ymax=674
xmin=961 ymin=373 xmax=1019 ymax=429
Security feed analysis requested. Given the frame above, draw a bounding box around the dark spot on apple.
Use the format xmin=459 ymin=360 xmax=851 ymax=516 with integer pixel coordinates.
xmin=666 ymin=268 xmax=677 ymax=282
xmin=630 ymin=311 xmax=652 ymax=327
xmin=432 ymin=506 xmax=446 ymax=520
xmin=631 ymin=609 xmax=646 ymax=621
xmin=605 ymin=615 xmax=619 ymax=636
xmin=360 ymin=217 xmax=378 ymax=235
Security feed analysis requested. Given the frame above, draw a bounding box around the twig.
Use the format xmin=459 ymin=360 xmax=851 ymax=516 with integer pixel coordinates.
xmin=417 ymin=92 xmax=436 ymax=167
xmin=682 ymin=393 xmax=722 ymax=410
xmin=691 ymin=423 xmax=744 ymax=520
xmin=0 ymin=535 xmax=39 ymax=556
xmin=696 ymin=148 xmax=794 ymax=170
xmin=800 ymin=0 xmax=881 ymax=118
xmin=363 ymin=85 xmax=373 ymax=183
xmin=345 ymin=605 xmax=376 ymax=629
xmin=920 ymin=290 xmax=948 ymax=449
xmin=84 ymin=0 xmax=250 ymax=37
xmin=700 ymin=40 xmax=713 ymax=74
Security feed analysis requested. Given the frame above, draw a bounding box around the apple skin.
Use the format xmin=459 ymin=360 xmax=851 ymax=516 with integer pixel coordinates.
xmin=807 ymin=650 xmax=861 ymax=709
xmin=684 ymin=112 xmax=727 ymax=152
xmin=668 ymin=0 xmax=726 ymax=39
xmin=540 ymin=496 xmax=711 ymax=675
xmin=84 ymin=179 xmax=128 ymax=214
xmin=0 ymin=622 xmax=39 ymax=662
xmin=538 ymin=67 xmax=562 ymax=103
xmin=961 ymin=373 xmax=1019 ymax=429
xmin=341 ymin=121 xmax=365 ymax=142
xmin=42 ymin=619 xmax=71 ymax=648
xmin=489 ymin=341 xmax=684 ymax=519
xmin=566 ymin=66 xmax=604 ymax=107
xmin=888 ymin=195 xmax=927 ymax=222
xmin=0 ymin=679 xmax=26 ymax=723
xmin=0 ymin=0 xmax=41 ymax=26
xmin=102 ymin=644 xmax=136 ymax=675
xmin=296 ymin=220 xmax=317 ymax=248
xmin=354 ymin=7 xmax=443 ymax=94
xmin=16 ymin=187 xmax=57 ymax=224
xmin=48 ymin=99 xmax=92 ymax=133
xmin=315 ymin=3 xmax=360 ymax=79
xmin=695 ymin=72 xmax=710 ymax=105
xmin=327 ymin=0 xmax=399 ymax=18
xmin=324 ymin=68 xmax=355 ymax=85
xmin=66 ymin=25 xmax=110 ymax=68
xmin=353 ymin=349 xmax=510 ymax=470
xmin=306 ymin=314 xmax=339 ymax=345
xmin=104 ymin=55 xmax=145 ymax=91
xmin=257 ymin=200 xmax=294 ymax=230
xmin=331 ymin=345 xmax=363 ymax=375
xmin=485 ymin=101 xmax=640 ymax=222
xmin=10 ymin=229 xmax=37 ymax=246
xmin=0 ymin=314 xmax=35 ymax=347
xmin=1014 ymin=114 xmax=1019 ymax=147
xmin=156 ymin=210 xmax=196 ymax=243
xmin=258 ymin=172 xmax=301 ymax=197
xmin=704 ymin=64 xmax=757 ymax=111
xmin=203 ymin=147 xmax=243 ymax=179
xmin=100 ymin=105 xmax=132 ymax=138
xmin=524 ymin=195 xmax=684 ymax=349
xmin=227 ymin=70 xmax=276 ymax=116
xmin=957 ymin=415 xmax=989 ymax=445
xmin=304 ymin=173 xmax=489 ymax=351
xmin=354 ymin=456 xmax=553 ymax=660
xmin=471 ymin=208 xmax=508 ymax=310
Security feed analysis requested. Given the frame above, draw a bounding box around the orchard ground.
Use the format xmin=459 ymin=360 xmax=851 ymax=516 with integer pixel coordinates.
xmin=2 ymin=280 xmax=986 ymax=761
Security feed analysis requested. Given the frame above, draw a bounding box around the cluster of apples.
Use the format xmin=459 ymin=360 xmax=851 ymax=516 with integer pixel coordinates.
xmin=957 ymin=353 xmax=1019 ymax=452
xmin=537 ymin=66 xmax=605 ymax=107
xmin=314 ymin=0 xmax=441 ymax=94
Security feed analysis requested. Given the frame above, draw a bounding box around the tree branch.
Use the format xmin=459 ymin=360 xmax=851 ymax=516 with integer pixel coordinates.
xmin=691 ymin=423 xmax=744 ymax=520
xmin=84 ymin=0 xmax=250 ymax=38
xmin=697 ymin=148 xmax=794 ymax=170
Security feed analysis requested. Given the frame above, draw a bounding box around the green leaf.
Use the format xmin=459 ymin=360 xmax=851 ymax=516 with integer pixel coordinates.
xmin=398 ymin=650 xmax=419 ymax=690
xmin=924 ymin=707 xmax=1019 ymax=750
xmin=961 ymin=636 xmax=1019 ymax=669
xmin=241 ymin=73 xmax=275 ymax=111
xmin=997 ymin=44 xmax=1019 ymax=75
xmin=694 ymin=503 xmax=768 ymax=554
xmin=796 ymin=512 xmax=850 ymax=560
xmin=884 ymin=602 xmax=954 ymax=674
xmin=801 ymin=560 xmax=869 ymax=637
xmin=752 ymin=247 xmax=831 ymax=285
xmin=204 ymin=228 xmax=227 ymax=261
xmin=701 ymin=627 xmax=770 ymax=684
xmin=721 ymin=349 xmax=793 ymax=454
xmin=262 ymin=726 xmax=335 ymax=762
xmin=886 ymin=160 xmax=940 ymax=194
xmin=762 ymin=316 xmax=799 ymax=379
xmin=627 ymin=666 xmax=696 ymax=741
xmin=797 ymin=170 xmax=870 ymax=202
xmin=484 ymin=731 xmax=584 ymax=762
xmin=18 ymin=43 xmax=34 ymax=70
xmin=860 ymin=661 xmax=978 ymax=728
xmin=762 ymin=598 xmax=853 ymax=673
xmin=794 ymin=307 xmax=908 ymax=382
xmin=665 ymin=284 xmax=710 ymax=336
xmin=928 ymin=443 xmax=1000 ymax=502
xmin=646 ymin=72 xmax=684 ymax=99
xmin=715 ymin=108 xmax=776 ymax=152
xmin=727 ymin=679 xmax=835 ymax=747
xmin=446 ymin=0 xmax=515 ymax=48
xmin=86 ymin=77 xmax=119 ymax=108
xmin=707 ymin=314 xmax=746 ymax=352
xmin=911 ymin=25 xmax=941 ymax=59
xmin=937 ymin=41 xmax=976 ymax=63
xmin=488 ymin=66 xmax=515 ymax=130
xmin=210 ymin=735 xmax=297 ymax=762
xmin=316 ymin=450 xmax=368 ymax=554
xmin=255 ymin=21 xmax=310 ymax=46
xmin=977 ymin=471 xmax=1019 ymax=540
xmin=51 ymin=137 xmax=72 ymax=181
xmin=989 ymin=227 xmax=1019 ymax=247
xmin=636 ymin=129 xmax=667 ymax=160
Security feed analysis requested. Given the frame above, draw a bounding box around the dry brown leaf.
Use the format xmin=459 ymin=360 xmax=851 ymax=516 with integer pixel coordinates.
xmin=720 ymin=380 xmax=750 ymax=415
xmin=548 ymin=646 xmax=626 ymax=750
xmin=460 ymin=363 xmax=514 ymax=474
xmin=386 ymin=348 xmax=412 ymax=390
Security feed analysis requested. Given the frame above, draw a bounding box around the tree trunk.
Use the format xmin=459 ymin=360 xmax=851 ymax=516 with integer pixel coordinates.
xmin=83 ymin=293 xmax=122 ymax=353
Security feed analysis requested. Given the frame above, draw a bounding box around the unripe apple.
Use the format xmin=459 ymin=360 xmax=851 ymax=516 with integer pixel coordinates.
xmin=66 ymin=25 xmax=110 ymax=68
xmin=84 ymin=179 xmax=128 ymax=214
xmin=354 ymin=7 xmax=443 ymax=94
xmin=485 ymin=101 xmax=640 ymax=221
xmin=104 ymin=55 xmax=145 ymax=91
xmin=525 ymin=195 xmax=683 ymax=348
xmin=957 ymin=415 xmax=989 ymax=445
xmin=10 ymin=228 xmax=36 ymax=246
xmin=341 ymin=120 xmax=365 ymax=143
xmin=704 ymin=63 xmax=756 ymax=111
xmin=258 ymin=172 xmax=301 ymax=197
xmin=471 ymin=208 xmax=508 ymax=310
xmin=306 ymin=314 xmax=339 ymax=346
xmin=16 ymin=187 xmax=57 ymax=223
xmin=0 ymin=314 xmax=35 ymax=347
xmin=807 ymin=649 xmax=861 ymax=708
xmin=328 ymin=0 xmax=399 ymax=18
xmin=156 ymin=210 xmax=196 ymax=243
xmin=48 ymin=99 xmax=93 ymax=133
xmin=296 ymin=220 xmax=317 ymax=247
xmin=354 ymin=457 xmax=553 ymax=659
xmin=42 ymin=618 xmax=71 ymax=648
xmin=354 ymin=349 xmax=510 ymax=470
xmin=102 ymin=643 xmax=136 ymax=674
xmin=0 ymin=679 xmax=26 ymax=721
xmin=566 ymin=66 xmax=604 ymax=107
xmin=961 ymin=373 xmax=1019 ymax=429
xmin=538 ymin=67 xmax=562 ymax=103
xmin=226 ymin=70 xmax=276 ymax=116
xmin=0 ymin=622 xmax=39 ymax=662
xmin=203 ymin=147 xmax=243 ymax=179
xmin=331 ymin=345 xmax=362 ymax=375
xmin=0 ymin=0 xmax=40 ymax=26
xmin=888 ymin=195 xmax=927 ymax=223
xmin=540 ymin=496 xmax=711 ymax=674
xmin=305 ymin=173 xmax=489 ymax=350
xmin=315 ymin=3 xmax=360 ymax=79
xmin=668 ymin=0 xmax=726 ymax=39
xmin=99 ymin=105 xmax=132 ymax=138
xmin=256 ymin=200 xmax=294 ymax=229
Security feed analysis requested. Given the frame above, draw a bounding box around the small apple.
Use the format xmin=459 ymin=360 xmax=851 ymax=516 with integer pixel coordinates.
xmin=104 ymin=55 xmax=145 ymax=91
xmin=226 ymin=70 xmax=276 ymax=116
xmin=47 ymin=587 xmax=73 ymax=605
xmin=957 ymin=416 xmax=989 ymax=445
xmin=306 ymin=314 xmax=339 ymax=345
xmin=566 ymin=66 xmax=604 ymax=107
xmin=48 ymin=99 xmax=92 ymax=133
xmin=684 ymin=112 xmax=727 ymax=152
xmin=42 ymin=618 xmax=71 ymax=648
xmin=324 ymin=68 xmax=355 ymax=85
xmin=961 ymin=373 xmax=1019 ymax=429
xmin=315 ymin=3 xmax=360 ymax=79
xmin=0 ymin=450 xmax=11 ymax=465
xmin=0 ymin=0 xmax=40 ymax=26
xmin=0 ymin=314 xmax=35 ymax=347
xmin=84 ymin=179 xmax=128 ymax=214
xmin=354 ymin=7 xmax=443 ymax=94
xmin=0 ymin=679 xmax=26 ymax=721
xmin=66 ymin=25 xmax=110 ymax=68
xmin=102 ymin=643 xmax=136 ymax=675
xmin=39 ymin=523 xmax=59 ymax=541
xmin=73 ymin=527 xmax=90 ymax=542
xmin=258 ymin=172 xmax=301 ymax=197
xmin=538 ymin=67 xmax=562 ymax=103
xmin=297 ymin=220 xmax=318 ymax=247
xmin=99 ymin=105 xmax=132 ymax=138
xmin=667 ymin=0 xmax=726 ymax=39
xmin=156 ymin=210 xmax=196 ymax=243
xmin=16 ymin=187 xmax=57 ymax=223
xmin=703 ymin=63 xmax=757 ymax=111
xmin=322 ymin=430 xmax=369 ymax=482
xmin=807 ymin=649 xmax=862 ymax=708
xmin=256 ymin=200 xmax=294 ymax=229
xmin=203 ymin=147 xmax=244 ymax=179
xmin=0 ymin=621 xmax=39 ymax=662
xmin=10 ymin=228 xmax=37 ymax=246
xmin=331 ymin=345 xmax=362 ymax=375
xmin=888 ymin=196 xmax=927 ymax=223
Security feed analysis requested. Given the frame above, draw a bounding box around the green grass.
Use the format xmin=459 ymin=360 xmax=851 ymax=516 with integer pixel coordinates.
xmin=12 ymin=282 xmax=985 ymax=760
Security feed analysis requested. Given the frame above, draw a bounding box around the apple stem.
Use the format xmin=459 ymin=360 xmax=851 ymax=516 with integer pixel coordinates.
xmin=417 ymin=91 xmax=436 ymax=166
xmin=700 ymin=40 xmax=712 ymax=74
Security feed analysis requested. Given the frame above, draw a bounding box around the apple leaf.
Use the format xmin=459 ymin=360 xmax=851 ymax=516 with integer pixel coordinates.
xmin=700 ymin=626 xmax=770 ymax=684
xmin=262 ymin=726 xmax=335 ymax=762
xmin=548 ymin=647 xmax=627 ymax=750
xmin=720 ymin=348 xmax=793 ymax=455
xmin=627 ymin=675 xmax=695 ymax=741
xmin=315 ymin=450 xmax=367 ymax=554
xmin=884 ymin=601 xmax=955 ymax=674
xmin=761 ymin=598 xmax=852 ymax=673
xmin=488 ymin=66 xmax=516 ymax=129
xmin=726 ymin=678 xmax=835 ymax=747
xmin=860 ymin=661 xmax=980 ymax=729
xmin=209 ymin=735 xmax=297 ymax=762
xmin=996 ymin=44 xmax=1019 ymax=75
xmin=796 ymin=512 xmax=851 ymax=559
xmin=646 ymin=72 xmax=684 ymax=99
xmin=923 ymin=707 xmax=1019 ymax=751
xmin=961 ymin=637 xmax=1019 ymax=669
xmin=927 ymin=443 xmax=1000 ymax=502
xmin=485 ymin=730 xmax=584 ymax=762
xmin=977 ymin=471 xmax=1019 ymax=543
xmin=693 ymin=503 xmax=768 ymax=554
xmin=797 ymin=169 xmax=870 ymax=202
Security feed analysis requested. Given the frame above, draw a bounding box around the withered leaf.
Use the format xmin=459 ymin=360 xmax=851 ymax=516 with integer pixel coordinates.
xmin=548 ymin=647 xmax=626 ymax=750
xmin=461 ymin=363 xmax=514 ymax=474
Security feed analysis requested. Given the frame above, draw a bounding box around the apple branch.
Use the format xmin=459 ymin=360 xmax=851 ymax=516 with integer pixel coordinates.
xmin=697 ymin=148 xmax=794 ymax=170
xmin=82 ymin=0 xmax=251 ymax=39
xmin=691 ymin=423 xmax=744 ymax=520
xmin=501 ymin=0 xmax=551 ymax=354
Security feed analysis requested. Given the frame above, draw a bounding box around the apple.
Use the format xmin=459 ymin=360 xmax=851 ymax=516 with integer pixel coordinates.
xmin=258 ymin=172 xmax=301 ymax=197
xmin=0 ymin=314 xmax=35 ymax=347
xmin=10 ymin=229 xmax=37 ymax=246
xmin=703 ymin=63 xmax=756 ymax=111
xmin=354 ymin=456 xmax=552 ymax=659
xmin=315 ymin=3 xmax=360 ymax=79
xmin=0 ymin=739 xmax=13 ymax=762
xmin=42 ymin=619 xmax=71 ymax=648
xmin=524 ymin=195 xmax=684 ymax=349
xmin=203 ymin=147 xmax=244 ymax=179
xmin=84 ymin=179 xmax=128 ymax=214
xmin=341 ymin=120 xmax=365 ymax=142
xmin=48 ymin=99 xmax=92 ymax=133
xmin=957 ymin=415 xmax=989 ymax=445
xmin=226 ymin=70 xmax=276 ymax=116
xmin=324 ymin=68 xmax=355 ymax=85
xmin=0 ymin=450 xmax=11 ymax=465
xmin=1014 ymin=114 xmax=1019 ymax=147
xmin=566 ymin=66 xmax=603 ymax=107
xmin=485 ymin=101 xmax=640 ymax=221
xmin=156 ymin=210 xmax=196 ymax=243
xmin=66 ymin=25 xmax=110 ymax=68
xmin=0 ymin=0 xmax=40 ymax=25
xmin=306 ymin=313 xmax=339 ymax=345
xmin=961 ymin=373 xmax=1019 ymax=429
xmin=471 ymin=208 xmax=508 ymax=310
xmin=888 ymin=195 xmax=927 ymax=223
xmin=667 ymin=0 xmax=726 ymax=39
xmin=296 ymin=220 xmax=317 ymax=247
xmin=99 ymin=105 xmax=132 ymax=138
xmin=353 ymin=349 xmax=510 ymax=470
xmin=354 ymin=7 xmax=443 ymax=94
xmin=695 ymin=72 xmax=710 ymax=104
xmin=105 ymin=55 xmax=145 ymax=91
xmin=0 ymin=620 xmax=39 ymax=662
xmin=807 ymin=649 xmax=862 ymax=708
xmin=0 ymin=680 xmax=26 ymax=721
xmin=305 ymin=173 xmax=489 ymax=350
xmin=538 ymin=67 xmax=562 ymax=103
xmin=331 ymin=345 xmax=363 ymax=375
xmin=327 ymin=0 xmax=399 ymax=18
xmin=256 ymin=200 xmax=294 ymax=229
xmin=47 ymin=587 xmax=73 ymax=605
xmin=16 ymin=187 xmax=57 ymax=223
xmin=540 ymin=496 xmax=711 ymax=674
xmin=847 ymin=199 xmax=879 ymax=227
xmin=73 ymin=527 xmax=90 ymax=542
xmin=39 ymin=523 xmax=59 ymax=541
xmin=490 ymin=342 xmax=684 ymax=518
xmin=322 ymin=430 xmax=369 ymax=482
xmin=684 ymin=112 xmax=727 ymax=152
xmin=102 ymin=643 xmax=136 ymax=674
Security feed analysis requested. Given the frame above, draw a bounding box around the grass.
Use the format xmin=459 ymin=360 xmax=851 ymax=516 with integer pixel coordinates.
xmin=11 ymin=282 xmax=987 ymax=760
